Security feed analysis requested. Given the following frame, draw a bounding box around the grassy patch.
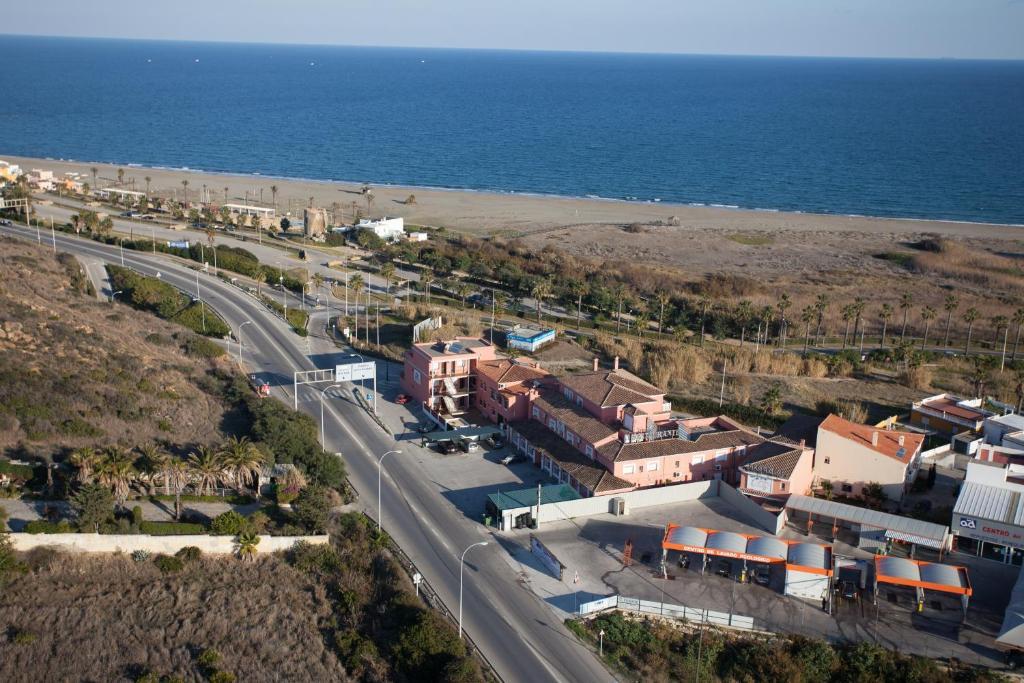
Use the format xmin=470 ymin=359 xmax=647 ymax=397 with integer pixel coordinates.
xmin=873 ymin=251 xmax=915 ymax=269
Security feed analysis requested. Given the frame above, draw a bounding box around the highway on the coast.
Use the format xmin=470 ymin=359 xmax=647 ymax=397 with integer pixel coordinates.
xmin=0 ymin=221 xmax=615 ymax=683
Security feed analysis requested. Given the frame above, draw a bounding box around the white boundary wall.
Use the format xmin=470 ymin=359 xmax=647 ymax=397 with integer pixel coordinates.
xmin=579 ymin=594 xmax=755 ymax=631
xmin=8 ymin=533 xmax=329 ymax=555
xmin=717 ymin=480 xmax=786 ymax=534
xmin=499 ymin=480 xmax=718 ymax=530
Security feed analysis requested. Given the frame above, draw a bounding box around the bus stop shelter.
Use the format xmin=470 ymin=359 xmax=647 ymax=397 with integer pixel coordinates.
xmin=874 ymin=556 xmax=972 ymax=619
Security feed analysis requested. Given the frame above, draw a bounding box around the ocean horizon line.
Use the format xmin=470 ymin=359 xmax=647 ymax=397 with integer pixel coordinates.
xmin=3 ymin=33 xmax=1023 ymax=64
xmin=11 ymin=151 xmax=1024 ymax=230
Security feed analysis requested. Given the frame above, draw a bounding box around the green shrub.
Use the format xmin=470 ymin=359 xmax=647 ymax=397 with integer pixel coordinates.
xmin=181 ymin=334 xmax=226 ymax=359
xmin=292 ymin=485 xmax=330 ymax=534
xmin=208 ymin=672 xmax=235 ymax=683
xmin=152 ymin=554 xmax=184 ymax=573
xmin=197 ymin=648 xmax=221 ymax=668
xmin=131 ymin=549 xmax=151 ymax=562
xmin=131 ymin=505 xmax=144 ymax=526
xmin=0 ymin=460 xmax=37 ymax=480
xmin=172 ymin=303 xmax=230 ymax=338
xmin=175 ymin=545 xmax=203 ymax=563
xmin=210 ymin=511 xmax=248 ymax=536
xmin=139 ymin=521 xmax=206 ymax=536
xmin=12 ymin=630 xmax=37 ymax=645
xmin=24 ymin=519 xmax=72 ymax=534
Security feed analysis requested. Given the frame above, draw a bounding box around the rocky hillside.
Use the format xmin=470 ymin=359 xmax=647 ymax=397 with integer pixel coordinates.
xmin=0 ymin=236 xmax=233 ymax=459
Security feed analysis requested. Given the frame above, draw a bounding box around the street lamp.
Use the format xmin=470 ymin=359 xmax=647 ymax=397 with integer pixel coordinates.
xmin=238 ymin=320 xmax=253 ymax=364
xmin=110 ymin=289 xmax=123 ymax=304
xmin=376 ymin=449 xmax=401 ymax=533
xmin=459 ymin=541 xmax=489 ymax=639
xmin=319 ymin=384 xmax=346 ymax=446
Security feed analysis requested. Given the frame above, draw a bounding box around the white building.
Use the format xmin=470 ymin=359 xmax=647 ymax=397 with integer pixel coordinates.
xmin=224 ymin=203 xmax=276 ymax=219
xmin=952 ymin=461 xmax=1024 ymax=565
xmin=356 ymin=216 xmax=405 ymax=242
xmin=95 ymin=187 xmax=146 ymax=201
xmin=27 ymin=169 xmax=56 ymax=191
xmin=985 ymin=413 xmax=1024 ymax=447
xmin=407 ymin=231 xmax=429 ymax=242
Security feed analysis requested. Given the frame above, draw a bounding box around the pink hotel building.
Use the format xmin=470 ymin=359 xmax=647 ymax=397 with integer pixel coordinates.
xmin=402 ymin=338 xmax=789 ymax=498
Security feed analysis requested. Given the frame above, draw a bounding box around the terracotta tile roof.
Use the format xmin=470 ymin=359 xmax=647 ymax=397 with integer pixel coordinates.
xmin=819 ymin=414 xmax=924 ymax=464
xmin=533 ymin=390 xmax=617 ymax=444
xmin=740 ymin=441 xmax=807 ymax=479
xmin=476 ymin=359 xmax=549 ymax=386
xmin=559 ymin=368 xmax=664 ymax=408
xmin=512 ymin=421 xmax=634 ymax=494
xmin=599 ymin=428 xmax=763 ymax=463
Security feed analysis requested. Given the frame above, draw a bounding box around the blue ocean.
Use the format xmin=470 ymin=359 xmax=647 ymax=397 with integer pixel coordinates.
xmin=1 ymin=35 xmax=1022 ymax=224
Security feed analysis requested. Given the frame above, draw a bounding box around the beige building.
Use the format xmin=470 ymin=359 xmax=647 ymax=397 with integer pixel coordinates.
xmin=304 ymin=207 xmax=328 ymax=240
xmin=814 ymin=414 xmax=925 ymax=502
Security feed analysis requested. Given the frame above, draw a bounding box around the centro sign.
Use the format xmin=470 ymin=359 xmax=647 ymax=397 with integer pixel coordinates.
xmin=954 ymin=514 xmax=1024 ymax=547
xmin=959 ymin=518 xmax=976 ymax=529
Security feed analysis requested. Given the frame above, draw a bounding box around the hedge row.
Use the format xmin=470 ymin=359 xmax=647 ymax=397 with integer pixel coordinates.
xmin=138 ymin=521 xmax=207 ymax=536
xmin=108 ymin=265 xmax=230 ymax=338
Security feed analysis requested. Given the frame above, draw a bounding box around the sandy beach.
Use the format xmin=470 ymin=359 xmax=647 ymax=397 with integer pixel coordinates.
xmin=5 ymin=153 xmax=1023 ymax=287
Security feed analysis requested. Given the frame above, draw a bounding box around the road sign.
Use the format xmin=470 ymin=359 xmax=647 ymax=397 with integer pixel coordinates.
xmin=336 ymin=361 xmax=375 ymax=380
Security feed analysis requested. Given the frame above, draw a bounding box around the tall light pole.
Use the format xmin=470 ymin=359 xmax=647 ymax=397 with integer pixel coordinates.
xmin=376 ymin=449 xmax=401 ymax=533
xmin=319 ymin=383 xmax=346 ymax=446
xmin=110 ymin=289 xmax=123 ymax=304
xmin=238 ymin=320 xmax=253 ymax=364
xmin=459 ymin=541 xmax=489 ymax=639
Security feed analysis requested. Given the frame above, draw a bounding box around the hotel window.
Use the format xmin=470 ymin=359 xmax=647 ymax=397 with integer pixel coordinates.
xmin=648 ymin=461 xmax=659 ymax=471
xmin=623 ymin=464 xmax=635 ymax=475
xmin=715 ymin=453 xmax=728 ymax=462
xmin=585 ymin=445 xmax=594 ymax=459
xmin=781 ymin=483 xmax=786 ymax=490
xmin=413 ymin=369 xmax=422 ymax=384
xmin=675 ymin=461 xmax=680 ymax=468
xmin=576 ymin=396 xmax=583 ymax=407
xmin=841 ymin=483 xmax=852 ymax=493
xmin=491 ymin=390 xmax=499 ymax=402
xmin=532 ymin=406 xmax=540 ymax=419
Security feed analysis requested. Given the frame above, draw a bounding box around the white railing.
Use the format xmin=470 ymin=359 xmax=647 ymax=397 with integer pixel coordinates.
xmin=578 ymin=594 xmax=755 ymax=631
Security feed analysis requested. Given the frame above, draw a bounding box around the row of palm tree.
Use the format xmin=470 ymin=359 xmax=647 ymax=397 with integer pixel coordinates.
xmin=68 ymin=437 xmax=266 ymax=520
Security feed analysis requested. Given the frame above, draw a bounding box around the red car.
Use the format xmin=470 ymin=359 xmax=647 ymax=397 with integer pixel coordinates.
xmin=395 ymin=394 xmax=410 ymax=405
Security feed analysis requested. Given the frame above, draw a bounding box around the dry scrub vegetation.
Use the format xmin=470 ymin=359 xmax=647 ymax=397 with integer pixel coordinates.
xmin=0 ymin=237 xmax=232 ymax=457
xmin=0 ymin=550 xmax=348 ymax=682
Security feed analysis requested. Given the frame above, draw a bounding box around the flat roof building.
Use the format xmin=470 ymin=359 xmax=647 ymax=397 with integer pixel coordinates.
xmin=952 ymin=461 xmax=1024 ymax=565
xmin=224 ymin=203 xmax=275 ymax=218
xmin=506 ymin=325 xmax=556 ymax=353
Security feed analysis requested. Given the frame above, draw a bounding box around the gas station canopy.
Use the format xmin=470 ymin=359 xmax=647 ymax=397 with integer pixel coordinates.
xmin=663 ymin=524 xmax=830 ymax=568
xmin=874 ymin=556 xmax=972 ymax=596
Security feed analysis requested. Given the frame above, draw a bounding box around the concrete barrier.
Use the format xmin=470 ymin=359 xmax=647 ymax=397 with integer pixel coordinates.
xmin=8 ymin=533 xmax=329 ymax=555
xmin=717 ymin=480 xmax=785 ymax=534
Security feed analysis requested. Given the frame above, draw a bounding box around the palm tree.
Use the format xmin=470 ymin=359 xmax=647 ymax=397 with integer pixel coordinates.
xmin=814 ymin=294 xmax=829 ymax=345
xmin=821 ymin=479 xmax=833 ymax=501
xmin=841 ymin=304 xmax=854 ymax=349
xmin=419 ymin=271 xmax=434 ymax=305
xmin=1012 ymin=308 xmax=1024 ymax=361
xmin=634 ymin=307 xmax=651 ymax=338
xmin=270 ymin=185 xmax=278 ymax=210
xmin=696 ymin=295 xmax=712 ymax=347
xmin=144 ymin=176 xmax=152 ymax=196
xmin=851 ymin=297 xmax=866 ymax=354
xmin=166 ymin=459 xmax=190 ymax=521
xmin=776 ymin=294 xmax=792 ymax=347
xmin=237 ymin=531 xmax=260 ymax=561
xmin=878 ymin=303 xmax=894 ymax=349
xmin=224 ymin=186 xmax=229 ymax=203
xmin=181 ymin=179 xmax=189 ymax=204
xmin=138 ymin=443 xmax=172 ymax=496
xmin=254 ymin=270 xmax=266 ymax=297
xmin=117 ymin=168 xmax=125 ymax=186
xmin=800 ymin=305 xmax=815 ymax=355
xmin=654 ymin=290 xmax=671 ymax=335
xmin=736 ymin=300 xmax=754 ymax=347
xmin=69 ymin=447 xmax=101 ymax=484
xmin=455 ymin=281 xmax=473 ymax=309
xmin=97 ymin=447 xmax=137 ymax=510
xmin=219 ymin=436 xmax=265 ymax=497
xmin=380 ymin=262 xmax=396 ymax=296
xmin=1015 ymin=366 xmax=1024 ymax=413
xmin=963 ymin=307 xmax=980 ymax=355
xmin=943 ymin=294 xmax=959 ymax=349
xmin=90 ymin=166 xmax=98 ymax=188
xmin=188 ymin=446 xmax=224 ymax=497
xmin=758 ymin=305 xmax=773 ymax=349
xmin=920 ymin=305 xmax=937 ymax=350
xmin=969 ymin=356 xmax=995 ymax=398
xmin=531 ymin=278 xmax=552 ymax=323
xmin=312 ymin=272 xmax=325 ymax=307
xmin=613 ymin=284 xmax=629 ymax=334
xmin=993 ymin=315 xmax=1010 ymax=371
xmin=897 ymin=293 xmax=913 ymax=342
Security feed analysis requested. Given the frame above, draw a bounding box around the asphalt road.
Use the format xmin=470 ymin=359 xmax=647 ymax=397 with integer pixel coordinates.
xmin=0 ymin=221 xmax=615 ymax=683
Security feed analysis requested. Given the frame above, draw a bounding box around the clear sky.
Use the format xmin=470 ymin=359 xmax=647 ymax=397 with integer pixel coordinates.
xmin=5 ymin=0 xmax=1023 ymax=60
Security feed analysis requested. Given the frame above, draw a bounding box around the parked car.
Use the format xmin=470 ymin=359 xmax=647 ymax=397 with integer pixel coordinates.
xmin=715 ymin=559 xmax=733 ymax=578
xmin=752 ymin=564 xmax=771 ymax=586
xmin=500 ymin=454 xmax=523 ymax=466
xmin=839 ymin=580 xmax=859 ymax=601
xmin=0 ymin=219 xmax=12 ymax=226
xmin=395 ymin=393 xmax=410 ymax=405
xmin=436 ymin=440 xmax=459 ymax=455
xmin=460 ymin=439 xmax=480 ymax=453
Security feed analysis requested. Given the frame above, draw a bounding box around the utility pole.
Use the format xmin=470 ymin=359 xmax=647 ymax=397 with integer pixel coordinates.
xmin=718 ymin=359 xmax=727 ymax=407
xmin=535 ymin=482 xmax=542 ymax=529
xmin=376 ymin=303 xmax=380 ymax=347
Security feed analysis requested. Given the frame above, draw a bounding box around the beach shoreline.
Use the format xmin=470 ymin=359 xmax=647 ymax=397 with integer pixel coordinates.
xmin=4 ymin=153 xmax=1022 ymax=242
